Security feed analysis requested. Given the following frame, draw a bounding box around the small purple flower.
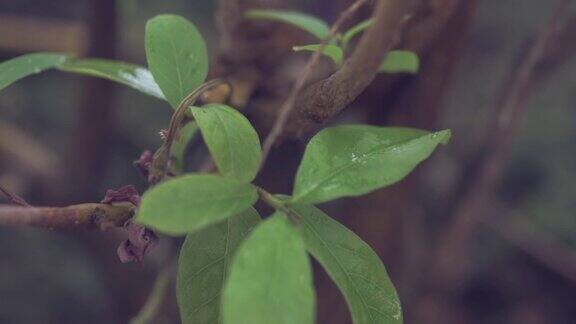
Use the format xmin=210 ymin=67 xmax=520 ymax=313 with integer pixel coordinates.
xmin=117 ymin=221 xmax=159 ymax=263
xmin=101 ymin=185 xmax=141 ymax=206
xmin=134 ymin=150 xmax=154 ymax=178
xmin=100 ymin=185 xmax=158 ymax=263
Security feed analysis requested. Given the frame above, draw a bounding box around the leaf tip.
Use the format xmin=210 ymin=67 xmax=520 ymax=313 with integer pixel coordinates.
xmin=408 ymin=53 xmax=420 ymax=73
xmin=435 ymin=129 xmax=452 ymax=145
xmin=379 ymin=50 xmax=420 ymax=74
xmin=244 ymin=9 xmax=268 ymax=19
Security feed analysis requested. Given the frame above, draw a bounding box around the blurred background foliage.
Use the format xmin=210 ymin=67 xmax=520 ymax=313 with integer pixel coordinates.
xmin=0 ymin=0 xmax=575 ymax=323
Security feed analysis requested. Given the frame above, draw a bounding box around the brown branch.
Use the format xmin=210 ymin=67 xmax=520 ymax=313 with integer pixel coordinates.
xmin=0 ymin=203 xmax=134 ymax=230
xmin=259 ymin=0 xmax=371 ymax=164
xmin=282 ymin=0 xmax=415 ymax=138
xmin=129 ymin=256 xmax=177 ymax=324
xmin=401 ymin=0 xmax=461 ymax=53
xmin=0 ymin=184 xmax=31 ymax=207
xmin=213 ymin=0 xmax=287 ymax=71
xmin=430 ymin=0 xmax=573 ymax=284
xmin=215 ymin=0 xmax=244 ymax=54
xmin=215 ymin=0 xmax=287 ymax=57
xmin=483 ymin=205 xmax=576 ymax=286
xmin=533 ymin=14 xmax=576 ymax=87
xmin=148 ymin=80 xmax=225 ymax=184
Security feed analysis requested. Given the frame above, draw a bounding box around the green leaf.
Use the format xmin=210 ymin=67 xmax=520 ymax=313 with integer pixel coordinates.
xmin=137 ymin=174 xmax=258 ymax=235
xmin=171 ymin=121 xmax=199 ymax=174
xmin=293 ymin=44 xmax=344 ymax=67
xmin=246 ymin=9 xmax=330 ymax=40
xmin=341 ymin=19 xmax=373 ymax=50
xmin=292 ymin=126 xmax=451 ymax=204
xmin=0 ymin=53 xmax=68 ymax=92
xmin=379 ymin=51 xmax=420 ymax=74
xmin=191 ymin=104 xmax=262 ymax=183
xmin=57 ymin=58 xmax=165 ymax=99
xmin=145 ymin=14 xmax=209 ymax=108
xmin=222 ymin=213 xmax=315 ymax=324
xmin=293 ymin=203 xmax=402 ymax=324
xmin=178 ymin=208 xmax=261 ymax=324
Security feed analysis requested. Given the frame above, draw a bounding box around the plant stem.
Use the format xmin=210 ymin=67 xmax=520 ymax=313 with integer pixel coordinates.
xmin=255 ymin=187 xmax=283 ymax=209
xmin=0 ymin=202 xmax=134 ymax=230
xmin=148 ymin=79 xmax=226 ymax=184
xmin=255 ymin=187 xmax=300 ymax=224
xmin=0 ymin=184 xmax=31 ymax=206
xmin=259 ymin=0 xmax=370 ymax=167
xmin=282 ymin=0 xmax=413 ymax=138
xmin=129 ymin=258 xmax=176 ymax=324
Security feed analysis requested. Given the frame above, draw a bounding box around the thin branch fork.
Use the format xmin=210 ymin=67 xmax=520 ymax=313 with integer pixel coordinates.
xmin=260 ymin=0 xmax=371 ymax=164
xmin=431 ymin=0 xmax=573 ymax=283
xmin=0 ymin=184 xmax=31 ymax=207
xmin=283 ymin=0 xmax=416 ymax=138
xmin=483 ymin=204 xmax=576 ymax=287
xmin=129 ymin=256 xmax=177 ymax=324
xmin=0 ymin=203 xmax=134 ymax=230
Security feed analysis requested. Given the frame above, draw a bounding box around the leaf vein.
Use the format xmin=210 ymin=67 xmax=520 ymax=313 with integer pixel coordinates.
xmin=302 ymin=219 xmax=376 ymax=322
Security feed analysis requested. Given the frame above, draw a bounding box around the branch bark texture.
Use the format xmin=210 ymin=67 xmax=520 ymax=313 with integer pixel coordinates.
xmin=0 ymin=203 xmax=133 ymax=230
xmin=284 ymin=0 xmax=415 ymax=137
xmin=260 ymin=0 xmax=370 ymax=164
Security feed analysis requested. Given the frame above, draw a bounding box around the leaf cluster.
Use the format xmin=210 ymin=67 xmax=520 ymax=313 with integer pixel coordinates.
xmin=247 ymin=10 xmax=419 ymax=73
xmin=0 ymin=11 xmax=451 ymax=324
